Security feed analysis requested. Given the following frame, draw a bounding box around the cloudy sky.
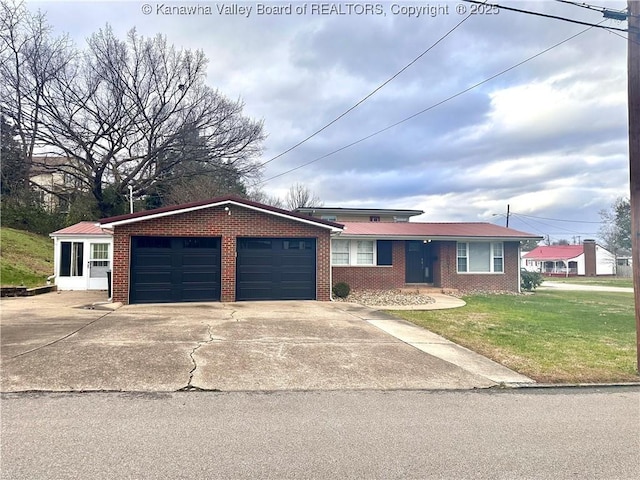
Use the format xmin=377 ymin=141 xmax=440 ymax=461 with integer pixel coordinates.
xmin=30 ymin=0 xmax=630 ymax=241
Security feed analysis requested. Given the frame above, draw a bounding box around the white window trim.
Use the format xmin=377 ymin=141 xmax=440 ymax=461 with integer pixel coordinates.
xmin=331 ymin=239 xmax=377 ymax=266
xmin=457 ymin=241 xmax=504 ymax=274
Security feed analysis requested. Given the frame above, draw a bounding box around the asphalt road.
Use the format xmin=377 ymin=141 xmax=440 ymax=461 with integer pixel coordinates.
xmin=2 ymin=386 xmax=638 ymax=479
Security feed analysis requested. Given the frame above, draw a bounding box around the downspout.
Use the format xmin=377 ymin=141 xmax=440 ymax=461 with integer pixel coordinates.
xmin=329 ymin=232 xmax=335 ymax=301
xmin=517 ymin=242 xmax=522 ymax=293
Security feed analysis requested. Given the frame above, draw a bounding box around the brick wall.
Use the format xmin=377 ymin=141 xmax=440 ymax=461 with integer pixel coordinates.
xmin=332 ymin=241 xmax=406 ymax=290
xmin=111 ymin=205 xmax=332 ymax=304
xmin=438 ymin=241 xmax=521 ymax=292
xmin=331 ymin=240 xmax=521 ymax=293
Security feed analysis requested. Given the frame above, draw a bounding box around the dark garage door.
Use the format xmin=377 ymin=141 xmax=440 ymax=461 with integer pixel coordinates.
xmin=130 ymin=236 xmax=221 ymax=304
xmin=236 ymin=238 xmax=316 ymax=301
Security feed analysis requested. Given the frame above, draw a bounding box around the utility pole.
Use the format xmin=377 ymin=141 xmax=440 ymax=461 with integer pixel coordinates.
xmin=506 ymin=204 xmax=510 ymax=228
xmin=627 ymin=1 xmax=640 ymax=374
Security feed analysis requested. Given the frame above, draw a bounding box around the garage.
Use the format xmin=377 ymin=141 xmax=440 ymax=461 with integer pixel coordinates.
xmin=130 ymin=236 xmax=221 ymax=304
xmin=236 ymin=237 xmax=316 ymax=301
xmin=99 ymin=196 xmax=339 ymax=304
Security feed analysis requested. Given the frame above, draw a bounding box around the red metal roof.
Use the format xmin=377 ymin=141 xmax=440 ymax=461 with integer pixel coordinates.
xmin=99 ymin=195 xmax=344 ymax=230
xmin=340 ymin=222 xmax=540 ymax=239
xmin=50 ymin=221 xmax=111 ymax=236
xmin=523 ymin=245 xmax=584 ymax=261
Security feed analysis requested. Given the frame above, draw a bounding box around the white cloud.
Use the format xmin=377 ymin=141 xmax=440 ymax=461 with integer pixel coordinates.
xmin=25 ymin=0 xmax=631 ymax=241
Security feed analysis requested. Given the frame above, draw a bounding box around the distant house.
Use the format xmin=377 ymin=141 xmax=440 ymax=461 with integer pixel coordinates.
xmin=30 ymin=156 xmax=84 ymax=211
xmin=51 ymin=196 xmax=542 ymax=302
xmin=522 ymin=240 xmax=615 ymax=276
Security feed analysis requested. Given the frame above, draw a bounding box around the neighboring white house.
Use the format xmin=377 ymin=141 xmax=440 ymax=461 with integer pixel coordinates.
xmin=522 ymin=240 xmax=616 ymax=276
xmin=49 ymin=222 xmax=113 ymax=291
xmin=30 ymin=156 xmax=85 ymax=212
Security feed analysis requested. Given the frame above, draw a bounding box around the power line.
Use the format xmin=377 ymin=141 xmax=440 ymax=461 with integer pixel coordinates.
xmin=555 ymin=0 xmax=629 ymax=21
xmin=462 ymin=0 xmax=628 ymax=32
xmin=510 ymin=212 xmax=604 ymax=224
xmin=509 ymin=213 xmax=598 ymax=235
xmin=258 ymin=21 xmax=606 ymax=185
xmin=257 ymin=10 xmax=477 ymax=168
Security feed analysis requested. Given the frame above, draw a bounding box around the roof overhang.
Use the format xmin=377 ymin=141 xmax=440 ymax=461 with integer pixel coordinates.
xmin=336 ymin=234 xmax=541 ymax=242
xmin=100 ymin=198 xmax=343 ymax=233
xmin=294 ymin=207 xmax=424 ymax=217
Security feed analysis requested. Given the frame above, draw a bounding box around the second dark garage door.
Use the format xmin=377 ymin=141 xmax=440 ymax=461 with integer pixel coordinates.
xmin=130 ymin=236 xmax=221 ymax=304
xmin=236 ymin=237 xmax=316 ymax=301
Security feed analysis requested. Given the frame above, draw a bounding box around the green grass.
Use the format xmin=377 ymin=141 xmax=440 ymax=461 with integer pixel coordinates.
xmin=543 ymin=276 xmax=634 ymax=288
xmin=390 ymin=290 xmax=638 ymax=383
xmin=0 ymin=227 xmax=54 ymax=287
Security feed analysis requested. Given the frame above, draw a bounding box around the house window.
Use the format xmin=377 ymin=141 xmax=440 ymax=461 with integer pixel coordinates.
xmin=356 ymin=241 xmax=374 ymax=265
xmin=457 ymin=242 xmax=504 ymax=273
xmin=332 ymin=239 xmax=350 ymax=265
xmin=321 ymin=215 xmax=337 ymax=222
xmin=332 ymin=240 xmax=378 ymax=266
xmin=60 ymin=242 xmax=84 ymax=277
xmin=369 ymin=216 xmax=380 ymax=222
xmin=457 ymin=243 xmax=468 ymax=272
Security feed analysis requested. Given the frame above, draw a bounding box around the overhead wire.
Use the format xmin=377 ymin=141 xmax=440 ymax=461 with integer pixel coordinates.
xmin=462 ymin=0 xmax=628 ymax=31
xmin=256 ymin=7 xmax=479 ymax=168
xmin=509 ymin=213 xmax=599 ymax=235
xmin=510 ymin=212 xmax=604 ymax=224
xmin=258 ymin=19 xmax=612 ymax=185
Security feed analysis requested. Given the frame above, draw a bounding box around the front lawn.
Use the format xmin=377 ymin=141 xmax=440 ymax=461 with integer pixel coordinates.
xmin=390 ymin=290 xmax=638 ymax=383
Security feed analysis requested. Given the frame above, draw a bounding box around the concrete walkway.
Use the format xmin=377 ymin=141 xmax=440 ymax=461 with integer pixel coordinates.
xmin=336 ymin=295 xmax=534 ymax=386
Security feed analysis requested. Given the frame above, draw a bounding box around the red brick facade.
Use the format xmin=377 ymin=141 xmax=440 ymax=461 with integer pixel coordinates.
xmin=110 ymin=205 xmax=332 ymax=304
xmin=437 ymin=241 xmax=521 ymax=292
xmin=332 ymin=240 xmax=522 ymax=293
xmin=332 ymin=241 xmax=406 ymax=290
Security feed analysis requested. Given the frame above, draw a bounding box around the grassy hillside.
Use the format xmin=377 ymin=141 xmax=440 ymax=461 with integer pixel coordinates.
xmin=0 ymin=227 xmax=54 ymax=287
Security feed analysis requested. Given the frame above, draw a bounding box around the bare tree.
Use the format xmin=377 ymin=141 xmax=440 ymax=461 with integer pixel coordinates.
xmin=247 ymin=188 xmax=285 ymax=209
xmin=599 ymin=197 xmax=632 ymax=256
xmin=1 ymin=1 xmax=265 ymax=217
xmin=159 ymin=163 xmax=247 ymax=206
xmin=284 ymin=183 xmax=323 ymax=210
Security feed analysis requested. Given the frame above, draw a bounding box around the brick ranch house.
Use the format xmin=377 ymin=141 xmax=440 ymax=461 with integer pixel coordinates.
xmin=50 ymin=196 xmax=541 ymax=304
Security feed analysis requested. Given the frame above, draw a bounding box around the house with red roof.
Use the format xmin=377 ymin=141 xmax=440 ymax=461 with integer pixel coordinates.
xmin=522 ymin=241 xmax=615 ymax=277
xmin=49 ymin=196 xmax=542 ymax=303
xmin=296 ymin=207 xmax=540 ymax=295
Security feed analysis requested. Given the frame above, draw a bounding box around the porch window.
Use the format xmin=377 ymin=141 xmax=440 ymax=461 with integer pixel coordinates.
xmin=60 ymin=242 xmax=84 ymax=277
xmin=457 ymin=242 xmax=504 ymax=273
xmin=332 ymin=239 xmax=350 ymax=265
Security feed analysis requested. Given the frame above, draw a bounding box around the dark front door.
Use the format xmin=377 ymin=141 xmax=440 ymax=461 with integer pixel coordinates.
xmin=405 ymin=241 xmax=434 ymax=283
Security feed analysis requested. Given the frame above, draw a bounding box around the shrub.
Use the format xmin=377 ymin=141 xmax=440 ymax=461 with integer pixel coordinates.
xmin=332 ymin=282 xmax=351 ymax=298
xmin=521 ymin=270 xmax=544 ymax=291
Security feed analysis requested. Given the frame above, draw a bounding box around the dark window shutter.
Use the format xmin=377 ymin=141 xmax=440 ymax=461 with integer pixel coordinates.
xmin=376 ymin=240 xmax=393 ymax=266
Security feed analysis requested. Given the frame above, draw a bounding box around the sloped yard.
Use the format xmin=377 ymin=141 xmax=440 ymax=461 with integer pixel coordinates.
xmin=0 ymin=228 xmax=54 ymax=287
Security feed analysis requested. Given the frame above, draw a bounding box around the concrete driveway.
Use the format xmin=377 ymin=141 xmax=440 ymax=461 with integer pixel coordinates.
xmin=1 ymin=291 xmax=527 ymax=392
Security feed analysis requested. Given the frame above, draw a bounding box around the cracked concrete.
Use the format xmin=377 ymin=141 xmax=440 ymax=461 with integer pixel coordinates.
xmin=1 ymin=293 xmax=525 ymax=392
xmin=183 ymin=324 xmax=216 ymax=390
